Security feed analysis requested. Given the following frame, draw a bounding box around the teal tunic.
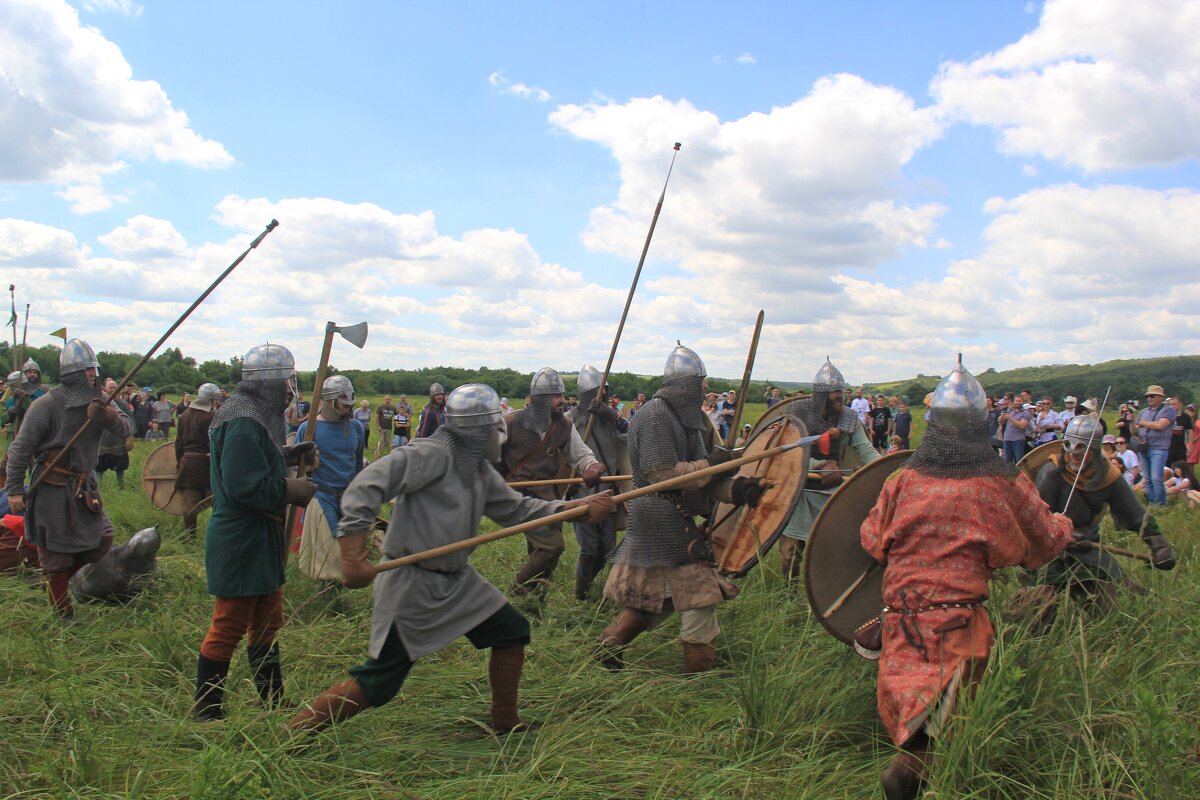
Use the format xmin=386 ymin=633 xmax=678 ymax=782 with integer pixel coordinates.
xmin=204 ymin=417 xmax=289 ymax=597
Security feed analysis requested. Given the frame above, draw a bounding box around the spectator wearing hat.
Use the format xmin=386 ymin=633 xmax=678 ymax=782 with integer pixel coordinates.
xmin=1137 ymin=386 xmax=1175 ymax=506
xmin=1079 ymin=397 xmax=1108 ymax=434
xmin=998 ymin=397 xmax=1032 ymax=462
xmin=734 ymin=423 xmax=752 ymax=447
xmin=1060 ymin=396 xmax=1078 ymax=425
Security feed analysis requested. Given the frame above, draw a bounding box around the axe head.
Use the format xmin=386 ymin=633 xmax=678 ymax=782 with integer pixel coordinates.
xmin=334 ymin=321 xmax=368 ymax=349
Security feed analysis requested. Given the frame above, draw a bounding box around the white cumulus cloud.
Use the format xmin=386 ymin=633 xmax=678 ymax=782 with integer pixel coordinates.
xmin=0 ymin=0 xmax=232 ymax=211
xmin=932 ymin=0 xmax=1200 ymax=171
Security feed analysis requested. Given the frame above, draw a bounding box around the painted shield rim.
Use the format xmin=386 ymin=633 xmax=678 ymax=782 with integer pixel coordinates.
xmin=804 ymin=449 xmax=913 ymax=646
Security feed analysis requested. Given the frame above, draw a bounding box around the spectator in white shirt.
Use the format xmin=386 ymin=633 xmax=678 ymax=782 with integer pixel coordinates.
xmin=1033 ymin=397 xmax=1062 ymax=445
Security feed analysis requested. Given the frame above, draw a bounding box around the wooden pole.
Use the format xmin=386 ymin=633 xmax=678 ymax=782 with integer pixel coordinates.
xmin=19 ymin=303 xmax=29 ymax=368
xmin=374 ymin=435 xmax=812 ymax=573
xmin=582 ymin=142 xmax=682 ymax=445
xmin=25 ymin=220 xmax=279 ymax=497
xmin=724 ymin=310 xmax=765 ymax=448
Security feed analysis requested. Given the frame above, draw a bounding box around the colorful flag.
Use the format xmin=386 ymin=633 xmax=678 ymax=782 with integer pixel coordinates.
xmin=49 ymin=327 xmax=67 ymax=341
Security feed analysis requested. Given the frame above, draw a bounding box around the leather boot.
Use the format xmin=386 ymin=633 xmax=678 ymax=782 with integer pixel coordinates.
xmin=682 ymin=640 xmax=716 ymax=674
xmin=247 ymin=643 xmax=285 ymax=708
xmin=510 ymin=549 xmax=562 ymax=597
xmin=488 ymin=645 xmax=526 ymax=733
xmin=594 ymin=607 xmax=648 ymax=670
xmin=1142 ymin=533 xmax=1176 ymax=570
xmin=193 ymin=654 xmax=230 ymax=722
xmin=285 ymin=678 xmax=371 ymax=733
xmin=881 ymin=744 xmax=930 ymax=800
xmin=574 ymin=556 xmax=595 ymax=601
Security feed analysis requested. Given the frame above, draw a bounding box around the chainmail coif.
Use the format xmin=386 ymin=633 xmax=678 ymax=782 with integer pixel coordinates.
xmin=654 ymin=374 xmax=706 ymax=430
xmin=431 ymin=425 xmax=493 ymax=483
xmin=211 ymin=378 xmax=291 ymax=449
xmin=786 ymin=396 xmax=857 ymax=437
xmin=906 ymin=420 xmax=1017 ymax=478
xmin=55 ymin=370 xmax=103 ymax=408
xmin=518 ymin=394 xmax=553 ymax=433
xmin=571 ymin=387 xmax=601 ymax=435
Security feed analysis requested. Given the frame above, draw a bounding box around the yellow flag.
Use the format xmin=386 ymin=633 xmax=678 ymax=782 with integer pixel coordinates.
xmin=49 ymin=327 xmax=67 ymax=341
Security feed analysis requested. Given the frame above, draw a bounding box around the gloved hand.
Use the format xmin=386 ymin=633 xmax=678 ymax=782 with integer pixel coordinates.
xmin=816 ymin=460 xmax=843 ymax=489
xmin=8 ymin=494 xmax=25 ymax=513
xmin=581 ymin=463 xmax=606 ymax=488
xmin=337 ymin=531 xmax=376 ymax=588
xmin=1065 ymin=533 xmax=1093 ymax=554
xmin=86 ymin=399 xmax=120 ymax=426
xmin=284 ymin=477 xmax=318 ymax=506
xmin=566 ymin=490 xmax=615 ymax=523
xmin=591 ymin=402 xmax=619 ymax=422
xmin=283 ymin=440 xmax=317 ymax=467
xmin=1143 ymin=534 xmax=1176 ymax=570
xmin=731 ymin=476 xmax=771 ymax=508
xmin=707 ymin=448 xmax=734 ymax=467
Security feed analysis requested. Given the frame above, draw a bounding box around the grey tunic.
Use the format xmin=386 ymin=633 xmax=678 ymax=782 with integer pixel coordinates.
xmin=5 ymin=391 xmax=133 ymax=552
xmin=338 ymin=438 xmax=566 ymax=660
xmin=781 ymin=422 xmax=880 ymax=542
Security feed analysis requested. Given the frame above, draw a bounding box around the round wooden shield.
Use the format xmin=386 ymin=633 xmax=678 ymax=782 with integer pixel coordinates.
xmin=141 ymin=442 xmax=191 ymax=516
xmin=710 ymin=415 xmax=809 ymax=578
xmin=1019 ymin=441 xmax=1059 ymax=482
xmin=805 ymin=450 xmax=912 ymax=646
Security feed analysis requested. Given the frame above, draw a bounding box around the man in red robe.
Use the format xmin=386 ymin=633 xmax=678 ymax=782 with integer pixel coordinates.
xmin=860 ymin=357 xmax=1072 ymax=799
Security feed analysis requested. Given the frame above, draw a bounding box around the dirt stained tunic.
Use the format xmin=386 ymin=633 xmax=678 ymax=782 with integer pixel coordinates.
xmin=860 ymin=468 xmax=1071 ymax=745
xmin=338 ymin=438 xmax=567 ymax=660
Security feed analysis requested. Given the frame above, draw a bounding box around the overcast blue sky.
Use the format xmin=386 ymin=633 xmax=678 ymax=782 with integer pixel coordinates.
xmin=2 ymin=0 xmax=1197 ymax=384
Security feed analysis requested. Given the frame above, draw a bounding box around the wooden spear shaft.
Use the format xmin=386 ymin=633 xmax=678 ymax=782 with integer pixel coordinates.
xmin=374 ymin=435 xmax=810 ymax=573
xmin=507 ymin=470 xmax=823 ymax=488
xmin=724 ymin=309 xmax=764 ymax=449
xmin=581 ymin=142 xmax=682 ymax=445
xmin=25 ymin=220 xmax=279 ymax=497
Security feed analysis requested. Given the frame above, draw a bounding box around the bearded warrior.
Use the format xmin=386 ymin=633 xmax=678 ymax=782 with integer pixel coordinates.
xmin=1015 ymin=415 xmax=1176 ymax=624
xmin=4 ymin=339 xmax=132 ymax=618
xmin=595 ymin=344 xmax=769 ymax=673
xmin=778 ymin=357 xmax=880 ymax=581
xmin=174 ymin=383 xmax=223 ymax=537
xmin=565 ymin=364 xmax=631 ymax=600
xmin=295 ymin=375 xmax=367 ymax=532
xmin=193 ymin=344 xmax=319 ymax=721
xmin=500 ymin=367 xmax=604 ymax=597
xmin=859 ymin=358 xmax=1072 ymax=799
xmin=286 ymin=384 xmax=613 ymax=736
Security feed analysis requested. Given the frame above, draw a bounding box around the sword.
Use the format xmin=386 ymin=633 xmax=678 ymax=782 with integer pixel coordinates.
xmin=373 ymin=433 xmax=823 ymax=573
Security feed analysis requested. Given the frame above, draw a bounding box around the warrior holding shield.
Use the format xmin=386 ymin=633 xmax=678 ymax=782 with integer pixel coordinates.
xmin=859 ymin=357 xmax=1072 ymax=799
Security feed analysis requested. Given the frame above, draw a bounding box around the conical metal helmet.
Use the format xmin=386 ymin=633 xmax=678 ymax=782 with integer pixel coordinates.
xmin=446 ymin=383 xmax=503 ymax=427
xmin=197 ymin=383 xmax=223 ymax=401
xmin=322 ymin=375 xmax=355 ymax=402
xmin=22 ymin=358 xmax=40 ymax=373
xmin=59 ymin=338 xmax=99 ymax=376
xmin=811 ymin=357 xmax=846 ymax=394
xmin=6 ymin=371 xmax=20 ymax=387
xmin=241 ymin=343 xmax=296 ymax=381
xmin=1062 ymin=414 xmax=1103 ymax=457
xmin=664 ymin=342 xmax=705 ymax=381
xmin=530 ymin=367 xmax=565 ymax=396
xmin=429 ymin=383 xmax=445 ymax=397
xmin=928 ymin=355 xmax=988 ymax=428
xmin=576 ymin=364 xmax=603 ymax=396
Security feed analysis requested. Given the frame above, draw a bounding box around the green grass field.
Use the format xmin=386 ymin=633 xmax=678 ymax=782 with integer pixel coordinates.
xmin=2 ymin=415 xmax=1199 ymax=799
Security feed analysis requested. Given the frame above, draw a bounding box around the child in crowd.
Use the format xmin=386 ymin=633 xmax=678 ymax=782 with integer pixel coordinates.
xmin=144 ymin=419 xmax=165 ymax=441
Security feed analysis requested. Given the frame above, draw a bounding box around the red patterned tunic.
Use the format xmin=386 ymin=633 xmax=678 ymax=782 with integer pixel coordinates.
xmin=860 ymin=468 xmax=1071 ymax=745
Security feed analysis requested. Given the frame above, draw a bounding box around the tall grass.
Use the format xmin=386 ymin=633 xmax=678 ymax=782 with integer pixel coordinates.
xmin=1 ymin=434 xmax=1198 ymax=799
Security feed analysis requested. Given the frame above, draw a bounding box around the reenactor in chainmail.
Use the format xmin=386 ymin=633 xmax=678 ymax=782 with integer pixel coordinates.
xmin=3 ymin=358 xmax=48 ymax=441
xmin=285 ymin=384 xmax=614 ymax=737
xmin=499 ymin=367 xmax=604 ymax=598
xmin=565 ymin=364 xmax=631 ymax=600
xmin=859 ymin=358 xmax=1072 ymax=800
xmin=595 ymin=343 xmax=769 ymax=674
xmin=1011 ymin=414 xmax=1176 ymax=628
xmin=4 ymin=339 xmax=132 ymax=619
xmin=777 ymin=357 xmax=880 ymax=582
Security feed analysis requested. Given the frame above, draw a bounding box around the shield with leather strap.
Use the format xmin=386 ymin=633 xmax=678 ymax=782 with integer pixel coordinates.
xmin=805 ymin=450 xmax=912 ymax=646
xmin=141 ymin=442 xmax=191 ymax=516
xmin=1018 ymin=441 xmax=1059 ymax=482
xmin=709 ymin=414 xmax=810 ymax=578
